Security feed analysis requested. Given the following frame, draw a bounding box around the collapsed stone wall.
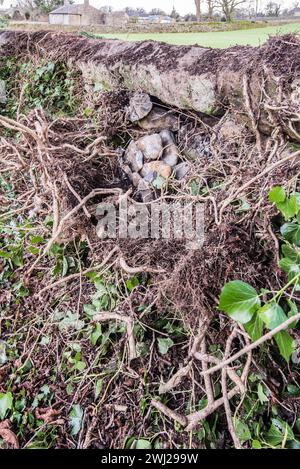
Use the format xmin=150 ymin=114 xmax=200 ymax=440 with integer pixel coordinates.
xmin=0 ymin=30 xmax=299 ymax=143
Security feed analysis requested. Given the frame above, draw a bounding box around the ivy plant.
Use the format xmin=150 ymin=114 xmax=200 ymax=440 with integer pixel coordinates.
xmin=219 ymin=186 xmax=300 ymax=362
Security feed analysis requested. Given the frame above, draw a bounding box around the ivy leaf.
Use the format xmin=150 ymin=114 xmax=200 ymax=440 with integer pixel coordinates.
xmin=0 ymin=392 xmax=13 ymax=420
xmin=268 ymin=186 xmax=286 ymax=204
xmin=244 ymin=314 xmax=264 ymax=341
xmin=219 ymin=281 xmax=260 ymax=324
xmin=157 ymin=337 xmax=174 ymax=355
xmin=281 ymin=244 xmax=300 ymax=263
xmin=257 ymin=383 xmax=269 ymax=404
xmin=274 ymin=331 xmax=294 ymax=363
xmin=259 ymin=303 xmax=287 ymax=330
xmin=266 ymin=418 xmax=294 ymax=446
xmin=91 ymin=324 xmax=102 ymax=346
xmin=135 ymin=439 xmax=152 ymax=449
xmin=126 ymin=276 xmax=140 ymax=292
xmin=277 ymin=196 xmax=299 ymax=221
xmin=279 ymin=258 xmax=300 ymax=283
xmin=281 ymin=223 xmax=300 ymax=245
xmin=234 ymin=420 xmax=251 ymax=442
xmin=69 ymin=404 xmax=83 ymax=436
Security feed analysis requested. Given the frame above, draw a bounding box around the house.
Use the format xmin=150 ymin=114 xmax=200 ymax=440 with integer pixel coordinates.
xmin=290 ymin=7 xmax=300 ymax=17
xmin=49 ymin=0 xmax=105 ymax=26
xmin=49 ymin=1 xmax=129 ymax=27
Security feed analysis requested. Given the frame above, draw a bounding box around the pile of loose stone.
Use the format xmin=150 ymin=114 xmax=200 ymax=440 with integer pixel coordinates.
xmin=121 ymin=92 xmax=192 ymax=203
xmin=122 ymin=130 xmax=189 ymax=202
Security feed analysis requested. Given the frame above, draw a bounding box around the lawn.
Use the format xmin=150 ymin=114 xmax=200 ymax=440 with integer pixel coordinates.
xmin=99 ymin=22 xmax=300 ymax=48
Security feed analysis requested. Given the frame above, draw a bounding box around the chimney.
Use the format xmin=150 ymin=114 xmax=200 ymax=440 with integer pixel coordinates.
xmin=84 ymin=0 xmax=89 ymax=7
xmin=64 ymin=0 xmax=69 ymax=5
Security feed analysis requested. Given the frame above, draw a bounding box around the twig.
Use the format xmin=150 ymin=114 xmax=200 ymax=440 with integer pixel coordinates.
xmin=119 ymin=256 xmax=165 ymax=275
xmin=159 ymin=363 xmax=192 ymax=394
xmin=218 ymin=149 xmax=300 ymax=224
xmin=194 ymin=352 xmax=245 ymax=394
xmin=202 ymin=313 xmax=300 ymax=377
xmin=185 ymin=345 xmax=252 ymax=431
xmin=221 ymin=328 xmax=242 ymax=449
xmin=151 ymin=400 xmax=187 ymax=427
xmin=201 ymin=339 xmax=214 ymax=405
xmin=92 ymin=312 xmax=136 ymax=362
xmin=63 ymin=173 xmax=91 ymax=219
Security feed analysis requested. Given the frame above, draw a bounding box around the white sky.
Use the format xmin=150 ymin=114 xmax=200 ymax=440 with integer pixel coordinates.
xmin=2 ymin=0 xmax=297 ymax=15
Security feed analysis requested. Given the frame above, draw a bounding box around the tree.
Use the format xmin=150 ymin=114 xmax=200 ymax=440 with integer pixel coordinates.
xmin=170 ymin=7 xmax=180 ymax=21
xmin=215 ymin=0 xmax=247 ymax=21
xmin=207 ymin=0 xmax=217 ymax=20
xmin=149 ymin=8 xmax=166 ymax=16
xmin=194 ymin=0 xmax=201 ymax=22
xmin=16 ymin=0 xmax=64 ymax=15
xmin=265 ymin=2 xmax=281 ymax=17
xmin=124 ymin=7 xmax=147 ymax=17
xmin=184 ymin=13 xmax=197 ymax=21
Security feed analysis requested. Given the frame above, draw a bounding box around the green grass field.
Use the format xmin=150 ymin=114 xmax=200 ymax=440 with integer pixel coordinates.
xmin=99 ymin=22 xmax=300 ymax=48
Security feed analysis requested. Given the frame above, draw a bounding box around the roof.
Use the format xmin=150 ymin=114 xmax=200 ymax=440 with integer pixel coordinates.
xmin=50 ymin=3 xmax=99 ymax=15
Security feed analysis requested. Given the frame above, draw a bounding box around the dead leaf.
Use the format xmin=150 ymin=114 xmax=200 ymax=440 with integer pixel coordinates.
xmin=35 ymin=407 xmax=61 ymax=424
xmin=0 ymin=420 xmax=19 ymax=449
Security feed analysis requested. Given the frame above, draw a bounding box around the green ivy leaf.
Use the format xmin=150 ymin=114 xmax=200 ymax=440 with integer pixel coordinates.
xmin=266 ymin=418 xmax=294 ymax=446
xmin=0 ymin=392 xmax=13 ymax=420
xmin=91 ymin=324 xmax=102 ymax=346
xmin=126 ymin=276 xmax=140 ymax=292
xmin=244 ymin=314 xmax=264 ymax=341
xmin=281 ymin=244 xmax=300 ymax=263
xmin=135 ymin=439 xmax=152 ymax=449
xmin=234 ymin=420 xmax=251 ymax=442
xmin=279 ymin=258 xmax=300 ymax=283
xmin=274 ymin=331 xmax=294 ymax=363
xmin=259 ymin=303 xmax=287 ymax=330
xmin=281 ymin=223 xmax=300 ymax=245
xmin=268 ymin=186 xmax=286 ymax=204
xmin=257 ymin=383 xmax=269 ymax=404
xmin=277 ymin=196 xmax=299 ymax=221
xmin=69 ymin=404 xmax=83 ymax=436
xmin=157 ymin=337 xmax=174 ymax=355
xmin=219 ymin=280 xmax=260 ymax=324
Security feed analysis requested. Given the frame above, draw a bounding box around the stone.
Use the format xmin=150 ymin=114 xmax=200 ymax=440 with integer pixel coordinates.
xmin=136 ymin=134 xmax=163 ymax=161
xmin=174 ymin=162 xmax=190 ymax=180
xmin=140 ymin=163 xmax=155 ymax=183
xmin=160 ymin=130 xmax=180 ymax=167
xmin=148 ymin=161 xmax=172 ymax=179
xmin=0 ymin=80 xmax=7 ymax=105
xmin=125 ymin=141 xmax=144 ymax=172
xmin=128 ymin=91 xmax=153 ymax=122
xmin=162 ymin=151 xmax=179 ymax=167
xmin=131 ymin=172 xmax=142 ymax=187
xmin=138 ymin=106 xmax=180 ymax=132
xmin=160 ymin=129 xmax=175 ymax=146
xmin=122 ymin=164 xmax=133 ymax=179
